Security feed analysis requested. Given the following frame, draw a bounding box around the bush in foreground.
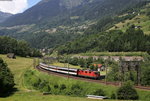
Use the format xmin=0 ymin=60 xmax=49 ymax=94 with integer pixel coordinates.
xmin=111 ymin=92 xmax=116 ymax=99
xmin=0 ymin=58 xmax=15 ymax=97
xmin=117 ymin=81 xmax=139 ymax=100
xmin=93 ymin=89 xmax=105 ymax=96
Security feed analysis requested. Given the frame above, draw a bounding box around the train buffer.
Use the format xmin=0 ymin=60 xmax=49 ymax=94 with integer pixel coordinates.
xmin=87 ymin=95 xmax=108 ymax=100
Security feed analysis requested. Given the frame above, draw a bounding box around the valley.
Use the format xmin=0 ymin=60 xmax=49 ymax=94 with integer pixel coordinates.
xmin=0 ymin=0 xmax=150 ymax=101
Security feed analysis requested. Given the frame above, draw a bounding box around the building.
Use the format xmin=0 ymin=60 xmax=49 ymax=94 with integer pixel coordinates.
xmin=93 ymin=64 xmax=104 ymax=71
xmin=7 ymin=53 xmax=16 ymax=59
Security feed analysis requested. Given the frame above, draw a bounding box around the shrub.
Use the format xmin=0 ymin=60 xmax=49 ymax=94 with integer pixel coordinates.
xmin=78 ymin=58 xmax=87 ymax=67
xmin=111 ymin=92 xmax=116 ymax=99
xmin=39 ymin=80 xmax=49 ymax=90
xmin=141 ymin=61 xmax=150 ymax=86
xmin=146 ymin=10 xmax=150 ymax=16
xmin=93 ymin=89 xmax=105 ymax=96
xmin=43 ymin=85 xmax=51 ymax=92
xmin=71 ymin=84 xmax=83 ymax=96
xmin=117 ymin=81 xmax=139 ymax=100
xmin=60 ymin=84 xmax=66 ymax=90
xmin=69 ymin=57 xmax=78 ymax=66
xmin=54 ymin=84 xmax=59 ymax=89
xmin=32 ymin=78 xmax=41 ymax=88
xmin=53 ymin=84 xmax=60 ymax=95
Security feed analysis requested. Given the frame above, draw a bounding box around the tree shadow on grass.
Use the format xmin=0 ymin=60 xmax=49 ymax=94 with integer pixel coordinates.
xmin=0 ymin=87 xmax=18 ymax=98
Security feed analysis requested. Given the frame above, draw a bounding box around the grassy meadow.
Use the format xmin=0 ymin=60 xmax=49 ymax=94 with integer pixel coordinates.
xmin=0 ymin=54 xmax=107 ymax=101
xmin=0 ymin=54 xmax=33 ymax=90
xmin=75 ymin=52 xmax=148 ymax=57
xmin=24 ymin=68 xmax=150 ymax=100
xmin=110 ymin=15 xmax=150 ymax=35
xmin=0 ymin=91 xmax=108 ymax=101
xmin=109 ymin=3 xmax=150 ymax=35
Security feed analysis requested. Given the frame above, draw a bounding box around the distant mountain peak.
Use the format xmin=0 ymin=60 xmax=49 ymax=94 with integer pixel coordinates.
xmin=38 ymin=0 xmax=95 ymax=9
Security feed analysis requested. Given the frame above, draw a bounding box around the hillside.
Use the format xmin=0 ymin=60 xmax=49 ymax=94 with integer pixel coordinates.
xmin=0 ymin=11 xmax=12 ymax=23
xmin=109 ymin=3 xmax=150 ymax=35
xmin=1 ymin=54 xmax=150 ymax=101
xmin=0 ymin=0 xmax=143 ymax=49
xmin=0 ymin=54 xmax=102 ymax=101
xmin=1 ymin=0 xmax=139 ymax=27
xmin=56 ymin=2 xmax=150 ymax=55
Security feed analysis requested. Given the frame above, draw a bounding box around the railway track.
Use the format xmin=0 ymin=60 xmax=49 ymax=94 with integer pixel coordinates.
xmin=36 ymin=65 xmax=150 ymax=91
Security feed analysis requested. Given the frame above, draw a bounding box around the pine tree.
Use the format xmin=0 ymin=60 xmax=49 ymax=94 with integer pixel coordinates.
xmin=0 ymin=58 xmax=15 ymax=96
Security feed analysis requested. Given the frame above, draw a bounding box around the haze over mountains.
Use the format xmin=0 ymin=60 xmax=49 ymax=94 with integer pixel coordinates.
xmin=1 ymin=0 xmax=140 ymax=27
xmin=0 ymin=0 xmax=148 ymax=49
xmin=0 ymin=11 xmax=12 ymax=23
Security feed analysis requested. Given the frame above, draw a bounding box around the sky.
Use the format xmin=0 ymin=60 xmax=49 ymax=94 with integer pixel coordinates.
xmin=0 ymin=0 xmax=41 ymax=14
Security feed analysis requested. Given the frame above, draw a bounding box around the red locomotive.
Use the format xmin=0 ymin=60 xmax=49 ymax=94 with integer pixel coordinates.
xmin=77 ymin=69 xmax=100 ymax=79
xmin=39 ymin=63 xmax=100 ymax=79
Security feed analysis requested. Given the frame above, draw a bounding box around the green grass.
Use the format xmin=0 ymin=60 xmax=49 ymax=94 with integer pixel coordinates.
xmin=24 ymin=68 xmax=150 ymax=101
xmin=110 ymin=15 xmax=150 ymax=35
xmin=75 ymin=52 xmax=148 ymax=56
xmin=0 ymin=54 xmax=33 ymax=90
xmin=0 ymin=54 xmax=107 ymax=101
xmin=51 ymin=62 xmax=82 ymax=69
xmin=24 ymin=68 xmax=117 ymax=97
xmin=0 ymin=91 xmax=108 ymax=101
xmin=100 ymin=71 xmax=107 ymax=75
xmin=109 ymin=3 xmax=150 ymax=35
xmin=0 ymin=54 xmax=150 ymax=101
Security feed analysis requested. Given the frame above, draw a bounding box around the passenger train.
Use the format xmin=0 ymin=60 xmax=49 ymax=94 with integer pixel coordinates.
xmin=39 ymin=63 xmax=100 ymax=79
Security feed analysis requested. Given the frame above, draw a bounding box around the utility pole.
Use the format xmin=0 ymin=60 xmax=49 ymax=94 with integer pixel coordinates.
xmin=38 ymin=58 xmax=40 ymax=65
xmin=67 ymin=0 xmax=72 ymax=80
xmin=33 ymin=58 xmax=36 ymax=68
xmin=67 ymin=56 xmax=70 ymax=79
xmin=105 ymin=60 xmax=108 ymax=85
xmin=68 ymin=62 xmax=69 ymax=79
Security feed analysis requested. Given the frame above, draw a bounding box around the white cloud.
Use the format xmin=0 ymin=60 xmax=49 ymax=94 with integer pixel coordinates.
xmin=0 ymin=0 xmax=28 ymax=14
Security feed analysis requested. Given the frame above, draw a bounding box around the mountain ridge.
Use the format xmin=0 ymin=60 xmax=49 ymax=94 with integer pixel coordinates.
xmin=0 ymin=0 xmax=146 ymax=49
xmin=0 ymin=11 xmax=12 ymax=23
xmin=1 ymin=0 xmax=140 ymax=27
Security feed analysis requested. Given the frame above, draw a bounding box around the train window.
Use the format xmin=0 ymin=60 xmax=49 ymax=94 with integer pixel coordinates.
xmin=89 ymin=71 xmax=91 ymax=73
xmin=85 ymin=71 xmax=87 ymax=73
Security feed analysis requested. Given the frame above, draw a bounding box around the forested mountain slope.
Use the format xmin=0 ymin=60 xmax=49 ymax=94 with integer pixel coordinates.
xmin=0 ymin=0 xmax=146 ymax=49
xmin=1 ymin=0 xmax=140 ymax=27
xmin=56 ymin=1 xmax=150 ymax=54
